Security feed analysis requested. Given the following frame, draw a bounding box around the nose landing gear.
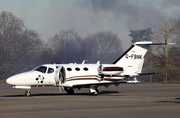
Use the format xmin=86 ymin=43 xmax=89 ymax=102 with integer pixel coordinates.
xmin=25 ymin=90 xmax=31 ymax=97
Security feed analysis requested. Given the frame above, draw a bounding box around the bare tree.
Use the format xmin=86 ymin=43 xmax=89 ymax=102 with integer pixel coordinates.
xmin=151 ymin=16 xmax=176 ymax=82
xmin=169 ymin=19 xmax=180 ymax=65
xmin=48 ymin=29 xmax=82 ymax=63
xmin=48 ymin=30 xmax=123 ymax=64
xmin=0 ymin=11 xmax=24 ymax=65
xmin=0 ymin=11 xmax=44 ymax=79
xmin=0 ymin=11 xmax=24 ymax=40
xmin=83 ymin=31 xmax=123 ymax=63
xmin=80 ymin=37 xmax=98 ymax=62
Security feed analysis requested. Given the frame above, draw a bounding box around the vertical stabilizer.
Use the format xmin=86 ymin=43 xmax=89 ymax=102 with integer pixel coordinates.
xmin=113 ymin=42 xmax=152 ymax=75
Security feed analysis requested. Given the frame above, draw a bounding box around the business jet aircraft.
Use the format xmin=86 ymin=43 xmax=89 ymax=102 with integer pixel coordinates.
xmin=6 ymin=41 xmax=162 ymax=96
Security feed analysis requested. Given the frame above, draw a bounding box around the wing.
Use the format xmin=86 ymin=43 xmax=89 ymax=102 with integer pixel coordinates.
xmin=72 ymin=72 xmax=160 ymax=88
xmin=72 ymin=81 xmax=127 ymax=88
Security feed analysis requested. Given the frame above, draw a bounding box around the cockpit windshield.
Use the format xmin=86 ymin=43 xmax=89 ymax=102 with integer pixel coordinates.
xmin=34 ymin=66 xmax=47 ymax=73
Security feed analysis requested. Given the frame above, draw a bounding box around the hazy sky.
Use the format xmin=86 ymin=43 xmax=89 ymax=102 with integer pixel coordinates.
xmin=0 ymin=0 xmax=180 ymax=49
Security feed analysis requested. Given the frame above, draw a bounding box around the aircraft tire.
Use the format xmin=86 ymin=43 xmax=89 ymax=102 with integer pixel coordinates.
xmin=67 ymin=89 xmax=74 ymax=95
xmin=92 ymin=91 xmax=98 ymax=96
xmin=92 ymin=88 xmax=99 ymax=96
xmin=25 ymin=90 xmax=31 ymax=97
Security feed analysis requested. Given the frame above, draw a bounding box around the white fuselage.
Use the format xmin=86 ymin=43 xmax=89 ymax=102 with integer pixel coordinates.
xmin=6 ymin=64 xmax=125 ymax=88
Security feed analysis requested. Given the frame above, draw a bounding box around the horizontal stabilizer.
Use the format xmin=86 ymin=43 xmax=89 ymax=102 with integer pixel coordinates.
xmin=138 ymin=72 xmax=161 ymax=76
xmin=124 ymin=72 xmax=160 ymax=77
xmin=134 ymin=42 xmax=175 ymax=46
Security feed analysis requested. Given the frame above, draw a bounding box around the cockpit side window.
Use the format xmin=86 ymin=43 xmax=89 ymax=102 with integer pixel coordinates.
xmin=35 ymin=66 xmax=47 ymax=73
xmin=47 ymin=68 xmax=54 ymax=74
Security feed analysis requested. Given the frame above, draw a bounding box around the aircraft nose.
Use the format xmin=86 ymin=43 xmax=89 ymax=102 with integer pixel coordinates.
xmin=6 ymin=73 xmax=27 ymax=85
xmin=6 ymin=76 xmax=17 ymax=85
xmin=6 ymin=71 xmax=35 ymax=85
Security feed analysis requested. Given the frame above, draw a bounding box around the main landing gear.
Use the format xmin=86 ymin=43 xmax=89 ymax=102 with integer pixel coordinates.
xmin=65 ymin=88 xmax=74 ymax=95
xmin=89 ymin=86 xmax=99 ymax=96
xmin=25 ymin=90 xmax=31 ymax=97
xmin=65 ymin=87 xmax=99 ymax=95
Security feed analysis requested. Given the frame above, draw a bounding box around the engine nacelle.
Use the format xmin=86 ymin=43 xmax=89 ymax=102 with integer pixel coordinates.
xmin=98 ymin=65 xmax=124 ymax=75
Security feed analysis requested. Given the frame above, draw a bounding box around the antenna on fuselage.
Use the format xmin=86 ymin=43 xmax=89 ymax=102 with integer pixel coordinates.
xmin=96 ymin=61 xmax=100 ymax=64
xmin=82 ymin=60 xmax=88 ymax=64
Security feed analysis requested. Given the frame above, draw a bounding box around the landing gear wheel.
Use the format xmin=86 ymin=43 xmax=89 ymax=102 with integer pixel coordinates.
xmin=67 ymin=89 xmax=74 ymax=95
xmin=25 ymin=90 xmax=31 ymax=97
xmin=92 ymin=88 xmax=99 ymax=96
xmin=90 ymin=87 xmax=99 ymax=96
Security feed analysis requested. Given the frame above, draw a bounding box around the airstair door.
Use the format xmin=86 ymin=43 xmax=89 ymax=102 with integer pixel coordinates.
xmin=54 ymin=66 xmax=66 ymax=91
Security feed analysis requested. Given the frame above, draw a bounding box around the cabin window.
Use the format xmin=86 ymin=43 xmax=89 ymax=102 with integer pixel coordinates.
xmin=67 ymin=68 xmax=72 ymax=71
xmin=47 ymin=68 xmax=54 ymax=73
xmin=75 ymin=67 xmax=80 ymax=71
xmin=35 ymin=66 xmax=47 ymax=73
xmin=83 ymin=67 xmax=88 ymax=71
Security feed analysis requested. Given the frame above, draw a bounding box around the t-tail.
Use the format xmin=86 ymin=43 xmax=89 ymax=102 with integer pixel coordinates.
xmin=113 ymin=41 xmax=153 ymax=76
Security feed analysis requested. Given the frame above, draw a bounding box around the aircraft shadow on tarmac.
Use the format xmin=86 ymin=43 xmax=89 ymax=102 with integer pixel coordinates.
xmin=156 ymin=98 xmax=180 ymax=104
xmin=157 ymin=101 xmax=180 ymax=104
xmin=1 ymin=91 xmax=121 ymax=97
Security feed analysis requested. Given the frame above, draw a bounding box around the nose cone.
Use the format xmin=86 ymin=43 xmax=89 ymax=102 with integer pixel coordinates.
xmin=6 ymin=71 xmax=33 ymax=85
xmin=6 ymin=74 xmax=20 ymax=85
xmin=6 ymin=77 xmax=12 ymax=85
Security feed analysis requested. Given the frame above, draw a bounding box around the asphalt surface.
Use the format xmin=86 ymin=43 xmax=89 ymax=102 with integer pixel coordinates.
xmin=0 ymin=83 xmax=180 ymax=118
